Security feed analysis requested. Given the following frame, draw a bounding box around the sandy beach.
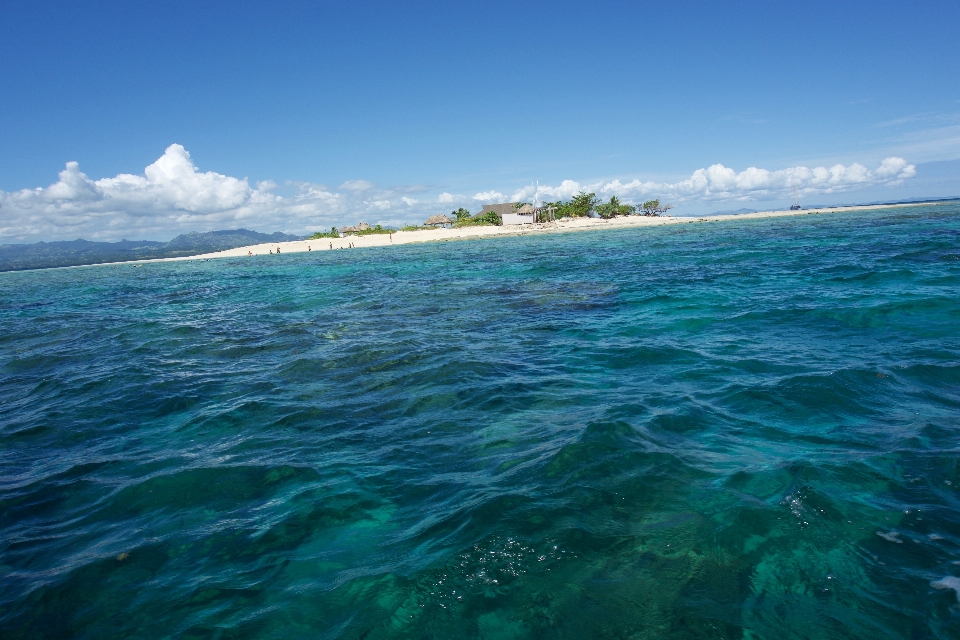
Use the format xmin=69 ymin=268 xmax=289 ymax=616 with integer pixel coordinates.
xmin=160 ymin=202 xmax=939 ymax=263
xmin=29 ymin=202 xmax=937 ymax=272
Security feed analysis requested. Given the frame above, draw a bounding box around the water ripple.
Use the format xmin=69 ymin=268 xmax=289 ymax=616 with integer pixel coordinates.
xmin=2 ymin=205 xmax=960 ymax=638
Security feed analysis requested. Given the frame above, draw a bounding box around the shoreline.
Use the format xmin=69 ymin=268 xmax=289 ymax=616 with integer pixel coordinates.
xmin=5 ymin=201 xmax=948 ymax=272
xmin=172 ymin=201 xmax=942 ymax=262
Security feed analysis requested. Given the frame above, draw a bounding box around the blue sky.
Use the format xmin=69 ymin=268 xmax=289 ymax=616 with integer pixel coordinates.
xmin=1 ymin=0 xmax=958 ymax=242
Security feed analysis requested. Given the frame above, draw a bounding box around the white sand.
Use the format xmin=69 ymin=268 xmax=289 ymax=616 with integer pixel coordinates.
xmin=69 ymin=201 xmax=943 ymax=269
xmin=172 ymin=202 xmax=940 ymax=262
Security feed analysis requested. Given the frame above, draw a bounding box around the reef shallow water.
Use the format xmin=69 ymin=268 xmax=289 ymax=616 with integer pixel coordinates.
xmin=2 ymin=205 xmax=960 ymax=638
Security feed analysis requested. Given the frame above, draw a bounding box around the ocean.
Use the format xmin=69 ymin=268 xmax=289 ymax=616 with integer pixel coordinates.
xmin=2 ymin=205 xmax=959 ymax=639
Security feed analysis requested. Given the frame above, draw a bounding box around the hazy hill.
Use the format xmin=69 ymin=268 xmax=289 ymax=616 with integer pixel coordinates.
xmin=0 ymin=229 xmax=301 ymax=272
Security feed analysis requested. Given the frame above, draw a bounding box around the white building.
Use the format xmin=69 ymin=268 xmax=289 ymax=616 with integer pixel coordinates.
xmin=477 ymin=203 xmax=536 ymax=225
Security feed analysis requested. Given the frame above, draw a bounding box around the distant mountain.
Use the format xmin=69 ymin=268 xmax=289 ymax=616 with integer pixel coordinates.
xmin=163 ymin=229 xmax=300 ymax=253
xmin=0 ymin=229 xmax=302 ymax=272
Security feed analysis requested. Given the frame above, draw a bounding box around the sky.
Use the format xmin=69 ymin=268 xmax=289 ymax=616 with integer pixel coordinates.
xmin=1 ymin=0 xmax=958 ymax=242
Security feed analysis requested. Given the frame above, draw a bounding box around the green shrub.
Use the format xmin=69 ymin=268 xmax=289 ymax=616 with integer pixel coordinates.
xmin=307 ymin=227 xmax=340 ymax=239
xmin=595 ymin=196 xmax=636 ymax=218
xmin=351 ymin=225 xmax=394 ymax=236
xmin=472 ymin=211 xmax=502 ymax=226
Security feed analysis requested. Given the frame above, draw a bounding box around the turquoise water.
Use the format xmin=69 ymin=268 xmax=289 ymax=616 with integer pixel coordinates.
xmin=2 ymin=206 xmax=960 ymax=639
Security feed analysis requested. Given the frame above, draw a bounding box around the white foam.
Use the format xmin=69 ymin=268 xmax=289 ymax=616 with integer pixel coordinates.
xmin=876 ymin=531 xmax=903 ymax=543
xmin=931 ymin=576 xmax=960 ymax=601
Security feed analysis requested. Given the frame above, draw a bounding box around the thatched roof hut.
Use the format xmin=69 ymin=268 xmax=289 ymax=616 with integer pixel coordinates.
xmin=424 ymin=215 xmax=453 ymax=227
xmin=341 ymin=222 xmax=371 ymax=234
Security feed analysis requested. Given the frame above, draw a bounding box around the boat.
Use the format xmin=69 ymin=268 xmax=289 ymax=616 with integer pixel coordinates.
xmin=790 ymin=184 xmax=801 ymax=210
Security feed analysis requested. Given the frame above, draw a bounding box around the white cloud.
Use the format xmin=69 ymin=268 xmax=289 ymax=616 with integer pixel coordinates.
xmin=508 ymin=158 xmax=917 ymax=206
xmin=473 ymin=190 xmax=506 ymax=202
xmin=338 ymin=179 xmax=376 ymax=192
xmin=0 ymin=145 xmax=359 ymax=242
xmin=0 ymin=145 xmax=922 ymax=244
xmin=511 ymin=179 xmax=583 ymax=203
xmin=99 ymin=144 xmax=254 ymax=214
xmin=888 ymin=124 xmax=960 ymax=163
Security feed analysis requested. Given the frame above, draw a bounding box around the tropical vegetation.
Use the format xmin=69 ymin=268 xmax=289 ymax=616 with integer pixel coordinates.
xmin=541 ymin=193 xmax=673 ymax=219
xmin=307 ymin=224 xmax=394 ymax=239
xmin=347 ymin=224 xmax=394 ymax=236
xmin=306 ymin=227 xmax=341 ymax=239
xmin=639 ymin=199 xmax=674 ymax=216
xmin=452 ymin=207 xmax=502 ymax=227
xmin=332 ymin=195 xmax=675 ymax=238
xmin=595 ymin=196 xmax=636 ymax=219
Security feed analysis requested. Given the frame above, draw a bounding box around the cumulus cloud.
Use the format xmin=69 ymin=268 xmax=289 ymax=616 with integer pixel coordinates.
xmin=0 ymin=145 xmax=294 ymax=242
xmin=0 ymin=145 xmax=920 ymax=244
xmin=507 ymin=157 xmax=917 ymax=205
xmin=0 ymin=145 xmax=413 ymax=242
xmin=473 ymin=190 xmax=506 ymax=202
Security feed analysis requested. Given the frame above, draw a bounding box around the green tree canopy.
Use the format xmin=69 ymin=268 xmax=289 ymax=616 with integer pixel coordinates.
xmin=640 ymin=199 xmax=674 ymax=216
xmin=473 ymin=210 xmax=502 ymax=225
xmin=595 ymin=196 xmax=636 ymax=219
xmin=568 ymin=192 xmax=599 ymax=217
xmin=542 ymin=193 xmax=670 ymax=219
xmin=451 ymin=207 xmax=472 ymax=221
xmin=307 ymin=226 xmax=340 ymax=239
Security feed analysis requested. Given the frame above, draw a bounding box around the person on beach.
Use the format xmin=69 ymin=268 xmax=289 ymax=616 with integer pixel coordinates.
xmin=308 ymin=246 xmax=311 ymax=251
xmin=269 ymin=249 xmax=273 ymax=254
xmin=248 ymin=250 xmax=252 ymax=256
xmin=276 ymin=247 xmax=281 ymax=254
xmin=389 ymin=232 xmax=392 ymax=242
xmin=329 ymin=242 xmax=332 ymax=250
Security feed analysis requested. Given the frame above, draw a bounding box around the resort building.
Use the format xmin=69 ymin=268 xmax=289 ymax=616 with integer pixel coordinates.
xmin=477 ymin=202 xmax=536 ymax=225
xmin=484 ymin=202 xmax=555 ymax=225
xmin=502 ymin=204 xmax=537 ymax=225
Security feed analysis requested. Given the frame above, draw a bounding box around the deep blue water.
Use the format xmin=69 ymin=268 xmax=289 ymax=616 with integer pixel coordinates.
xmin=2 ymin=206 xmax=960 ymax=639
